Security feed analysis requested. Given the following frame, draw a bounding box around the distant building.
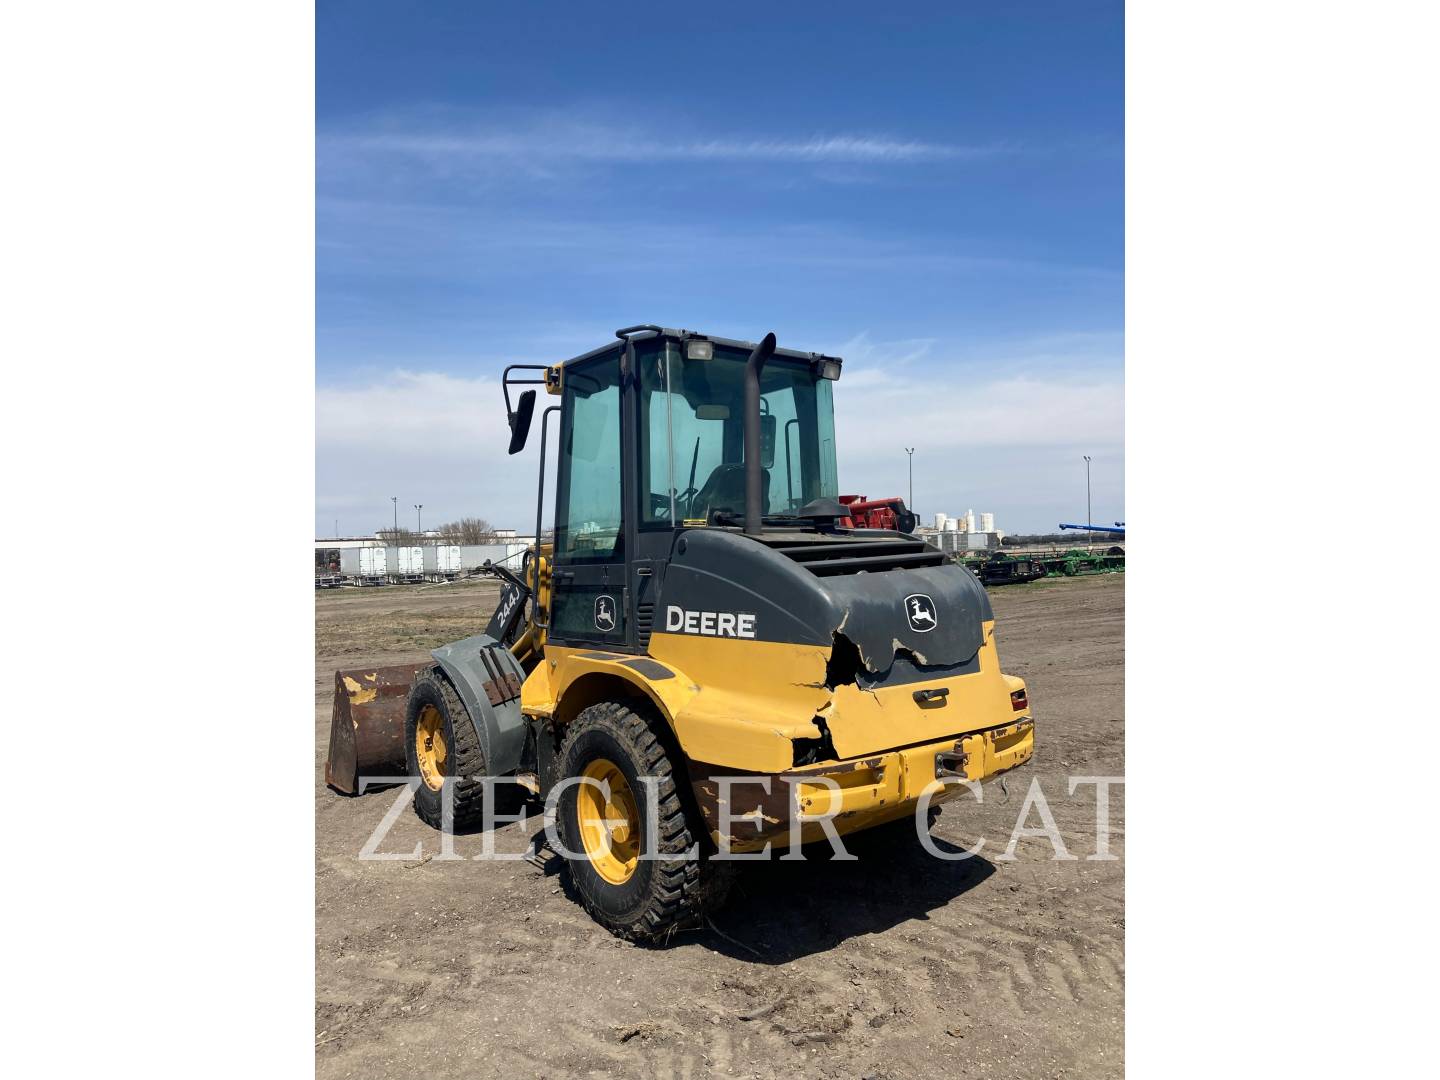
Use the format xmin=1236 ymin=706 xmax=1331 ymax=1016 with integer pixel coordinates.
xmin=918 ymin=508 xmax=1003 ymax=553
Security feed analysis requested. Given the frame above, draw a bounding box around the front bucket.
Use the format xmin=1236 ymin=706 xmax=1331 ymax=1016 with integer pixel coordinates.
xmin=324 ymin=663 xmax=430 ymax=794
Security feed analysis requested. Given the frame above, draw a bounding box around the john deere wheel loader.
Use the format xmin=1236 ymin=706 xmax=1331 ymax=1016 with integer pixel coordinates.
xmin=326 ymin=326 xmax=1035 ymax=941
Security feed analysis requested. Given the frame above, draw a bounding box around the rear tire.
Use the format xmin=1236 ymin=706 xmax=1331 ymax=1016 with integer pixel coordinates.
xmin=404 ymin=667 xmax=488 ymax=831
xmin=556 ymin=700 xmax=730 ymax=942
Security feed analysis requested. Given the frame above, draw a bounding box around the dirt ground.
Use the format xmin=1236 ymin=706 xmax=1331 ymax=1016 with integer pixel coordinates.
xmin=316 ymin=574 xmax=1124 ymax=1079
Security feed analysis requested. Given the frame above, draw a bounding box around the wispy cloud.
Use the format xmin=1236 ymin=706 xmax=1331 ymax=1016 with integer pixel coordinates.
xmin=319 ymin=111 xmax=1010 ymax=186
xmin=335 ymin=130 xmax=998 ymax=164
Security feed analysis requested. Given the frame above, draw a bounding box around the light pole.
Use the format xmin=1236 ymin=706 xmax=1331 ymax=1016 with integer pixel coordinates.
xmin=391 ymin=496 xmax=398 ymax=538
xmin=1083 ymin=455 xmax=1092 ymax=551
xmin=904 ymin=448 xmax=915 ymax=516
xmin=415 ymin=504 xmax=423 ymax=537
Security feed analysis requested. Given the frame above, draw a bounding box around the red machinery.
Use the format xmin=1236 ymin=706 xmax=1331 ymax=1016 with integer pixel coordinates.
xmin=839 ymin=494 xmax=918 ymax=534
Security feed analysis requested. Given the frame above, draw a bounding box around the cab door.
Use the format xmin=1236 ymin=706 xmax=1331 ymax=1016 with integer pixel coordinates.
xmin=548 ymin=350 xmax=631 ymax=649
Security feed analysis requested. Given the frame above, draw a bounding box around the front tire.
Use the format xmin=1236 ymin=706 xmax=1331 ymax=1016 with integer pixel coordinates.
xmin=556 ymin=700 xmax=729 ymax=941
xmin=404 ymin=667 xmax=488 ymax=831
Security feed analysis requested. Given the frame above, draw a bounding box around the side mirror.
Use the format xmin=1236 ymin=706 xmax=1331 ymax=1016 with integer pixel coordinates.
xmin=760 ymin=413 xmax=776 ymax=469
xmin=508 ymin=389 xmax=536 ymax=455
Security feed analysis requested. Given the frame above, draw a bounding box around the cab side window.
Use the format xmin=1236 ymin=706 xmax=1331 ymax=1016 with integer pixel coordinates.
xmin=555 ymin=355 xmax=623 ymax=562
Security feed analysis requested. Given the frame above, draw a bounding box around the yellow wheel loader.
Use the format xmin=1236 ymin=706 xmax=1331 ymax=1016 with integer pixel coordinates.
xmin=326 ymin=326 xmax=1034 ymax=941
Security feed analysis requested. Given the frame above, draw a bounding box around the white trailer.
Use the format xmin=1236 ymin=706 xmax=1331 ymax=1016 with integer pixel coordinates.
xmin=460 ymin=543 xmax=531 ymax=573
xmin=423 ymin=545 xmax=462 ymax=580
xmin=394 ymin=546 xmax=424 ymax=581
xmin=339 ymin=546 xmax=388 ymax=582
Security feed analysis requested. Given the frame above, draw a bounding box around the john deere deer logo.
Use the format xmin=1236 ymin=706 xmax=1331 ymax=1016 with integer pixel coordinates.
xmin=594 ymin=594 xmax=617 ymax=632
xmin=904 ymin=593 xmax=938 ymax=633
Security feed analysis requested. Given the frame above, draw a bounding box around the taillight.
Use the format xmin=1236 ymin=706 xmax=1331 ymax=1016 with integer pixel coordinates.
xmin=1010 ymin=689 xmax=1028 ymax=712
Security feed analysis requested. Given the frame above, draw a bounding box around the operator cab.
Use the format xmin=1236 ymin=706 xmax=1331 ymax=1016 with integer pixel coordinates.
xmin=503 ymin=326 xmax=935 ymax=656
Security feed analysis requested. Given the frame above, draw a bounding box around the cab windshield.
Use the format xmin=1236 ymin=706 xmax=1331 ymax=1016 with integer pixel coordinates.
xmin=640 ymin=342 xmax=839 ymax=525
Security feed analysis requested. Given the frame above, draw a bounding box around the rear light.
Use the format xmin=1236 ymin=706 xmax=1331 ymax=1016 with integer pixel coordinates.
xmin=1010 ymin=689 xmax=1028 ymax=712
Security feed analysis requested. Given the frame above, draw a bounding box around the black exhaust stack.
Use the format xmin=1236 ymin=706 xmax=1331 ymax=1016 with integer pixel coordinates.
xmin=743 ymin=332 xmax=777 ymax=536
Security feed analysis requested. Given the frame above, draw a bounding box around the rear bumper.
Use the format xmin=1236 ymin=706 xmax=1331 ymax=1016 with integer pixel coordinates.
xmin=687 ymin=717 xmax=1034 ymax=853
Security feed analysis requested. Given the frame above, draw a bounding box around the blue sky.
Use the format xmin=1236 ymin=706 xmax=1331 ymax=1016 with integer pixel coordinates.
xmin=316 ymin=0 xmax=1123 ymax=537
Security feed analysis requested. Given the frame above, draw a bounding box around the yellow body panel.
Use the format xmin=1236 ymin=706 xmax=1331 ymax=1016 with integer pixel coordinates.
xmin=522 ymin=645 xmax=699 ymax=729
xmin=646 ymin=620 xmax=1021 ymax=768
xmin=521 ymin=620 xmax=1028 ymax=776
xmin=713 ymin=722 xmax=1035 ymax=852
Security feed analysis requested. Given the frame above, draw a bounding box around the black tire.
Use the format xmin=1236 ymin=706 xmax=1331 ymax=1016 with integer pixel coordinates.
xmin=404 ymin=666 xmax=488 ymax=831
xmin=556 ymin=700 xmax=730 ymax=942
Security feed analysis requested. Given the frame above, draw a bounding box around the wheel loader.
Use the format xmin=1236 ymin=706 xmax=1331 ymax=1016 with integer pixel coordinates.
xmin=326 ymin=325 xmax=1035 ymax=941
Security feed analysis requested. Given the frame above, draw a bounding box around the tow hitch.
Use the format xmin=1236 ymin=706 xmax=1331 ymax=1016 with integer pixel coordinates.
xmin=935 ymin=744 xmax=969 ymax=780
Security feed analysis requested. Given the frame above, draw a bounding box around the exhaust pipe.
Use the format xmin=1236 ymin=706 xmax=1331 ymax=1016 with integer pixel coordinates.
xmin=743 ymin=332 xmax=777 ymax=536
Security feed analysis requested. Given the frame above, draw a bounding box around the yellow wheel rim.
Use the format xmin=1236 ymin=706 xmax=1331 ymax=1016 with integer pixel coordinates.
xmin=576 ymin=758 xmax=640 ymax=885
xmin=415 ymin=704 xmax=447 ymax=792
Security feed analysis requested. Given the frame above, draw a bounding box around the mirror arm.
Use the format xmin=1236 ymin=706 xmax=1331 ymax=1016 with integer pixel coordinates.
xmin=501 ymin=363 xmax=549 ymax=419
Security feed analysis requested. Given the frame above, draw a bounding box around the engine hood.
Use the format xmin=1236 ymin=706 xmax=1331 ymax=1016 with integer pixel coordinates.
xmin=656 ymin=528 xmax=992 ymax=684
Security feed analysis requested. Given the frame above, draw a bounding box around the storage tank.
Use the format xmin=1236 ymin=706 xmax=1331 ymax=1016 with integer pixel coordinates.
xmin=944 ymin=517 xmax=959 ymax=532
xmin=934 ymin=512 xmax=948 ymax=532
xmin=979 ymin=512 xmax=995 ymax=533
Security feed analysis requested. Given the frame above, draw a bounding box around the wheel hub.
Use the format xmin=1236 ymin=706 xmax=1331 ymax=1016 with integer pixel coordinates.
xmin=576 ymin=758 xmax=640 ymax=885
xmin=414 ymin=704 xmax=447 ymax=792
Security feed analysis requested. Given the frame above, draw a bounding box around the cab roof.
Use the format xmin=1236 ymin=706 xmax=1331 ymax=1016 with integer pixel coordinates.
xmin=557 ymin=325 xmax=843 ymax=371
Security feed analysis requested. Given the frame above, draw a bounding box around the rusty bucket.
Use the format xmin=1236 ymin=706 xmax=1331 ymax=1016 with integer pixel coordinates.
xmin=324 ymin=663 xmax=430 ymax=794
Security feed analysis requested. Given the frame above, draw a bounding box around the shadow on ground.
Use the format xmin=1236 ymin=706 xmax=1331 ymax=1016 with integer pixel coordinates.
xmin=696 ymin=830 xmax=996 ymax=963
xmin=347 ymin=781 xmax=996 ymax=962
xmin=526 ymin=818 xmax=995 ymax=964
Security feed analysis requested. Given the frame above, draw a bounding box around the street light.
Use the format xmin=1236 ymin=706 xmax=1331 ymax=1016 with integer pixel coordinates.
xmin=1083 ymin=455 xmax=1092 ymax=551
xmin=415 ymin=504 xmax=423 ymax=536
xmin=904 ymin=448 xmax=915 ymax=516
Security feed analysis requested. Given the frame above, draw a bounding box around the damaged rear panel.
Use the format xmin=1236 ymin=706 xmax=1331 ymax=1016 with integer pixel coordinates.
xmin=650 ymin=528 xmax=1023 ymax=767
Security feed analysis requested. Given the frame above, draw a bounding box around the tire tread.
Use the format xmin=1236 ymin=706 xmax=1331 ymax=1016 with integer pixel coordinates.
xmin=558 ymin=700 xmax=723 ymax=941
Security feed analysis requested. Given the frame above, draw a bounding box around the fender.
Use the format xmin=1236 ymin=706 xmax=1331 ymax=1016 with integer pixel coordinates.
xmin=523 ymin=646 xmax=698 ymax=729
xmin=430 ymin=634 xmax=529 ymax=775
xmin=526 ymin=645 xmax=818 ymax=774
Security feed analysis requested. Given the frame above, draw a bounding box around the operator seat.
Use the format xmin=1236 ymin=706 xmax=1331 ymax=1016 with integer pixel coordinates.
xmin=690 ymin=462 xmax=770 ymax=523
